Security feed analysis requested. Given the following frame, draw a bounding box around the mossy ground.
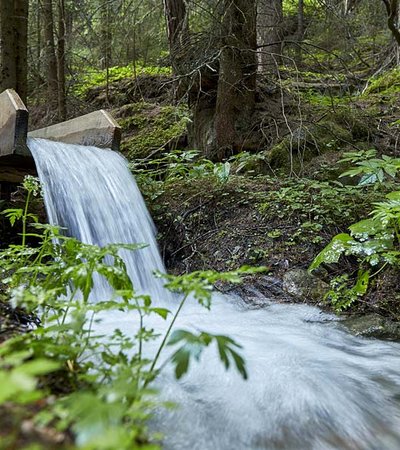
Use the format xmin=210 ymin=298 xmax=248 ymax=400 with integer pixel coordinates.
xmin=114 ymin=102 xmax=189 ymax=159
xmin=147 ymin=172 xmax=400 ymax=319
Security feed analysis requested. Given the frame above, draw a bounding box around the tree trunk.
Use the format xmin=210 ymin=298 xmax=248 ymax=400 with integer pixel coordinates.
xmin=14 ymin=0 xmax=29 ymax=103
xmin=163 ymin=0 xmax=188 ymax=69
xmin=257 ymin=0 xmax=283 ymax=73
xmin=0 ymin=0 xmax=17 ymax=94
xmin=382 ymin=0 xmax=400 ymax=46
xmin=163 ymin=0 xmax=189 ymax=99
xmin=0 ymin=0 xmax=29 ymax=102
xmin=57 ymin=0 xmax=66 ymax=120
xmin=214 ymin=0 xmax=257 ymax=157
xmin=100 ymin=1 xmax=112 ymax=103
xmin=43 ymin=0 xmax=58 ymax=109
xmin=35 ymin=0 xmax=42 ymax=91
xmin=296 ymin=0 xmax=304 ymax=63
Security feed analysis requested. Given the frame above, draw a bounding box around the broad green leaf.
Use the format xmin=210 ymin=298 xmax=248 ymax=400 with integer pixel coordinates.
xmin=358 ymin=173 xmax=378 ymax=186
xmin=349 ymin=218 xmax=384 ymax=237
xmin=309 ymin=233 xmax=353 ymax=271
xmin=353 ymin=270 xmax=369 ymax=296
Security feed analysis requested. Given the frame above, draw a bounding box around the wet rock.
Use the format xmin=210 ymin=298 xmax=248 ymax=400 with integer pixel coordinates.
xmin=342 ymin=313 xmax=400 ymax=341
xmin=283 ymin=268 xmax=329 ymax=302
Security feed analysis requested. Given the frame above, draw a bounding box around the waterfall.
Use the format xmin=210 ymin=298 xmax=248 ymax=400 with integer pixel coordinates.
xmin=28 ymin=138 xmax=400 ymax=450
xmin=28 ymin=137 xmax=171 ymax=303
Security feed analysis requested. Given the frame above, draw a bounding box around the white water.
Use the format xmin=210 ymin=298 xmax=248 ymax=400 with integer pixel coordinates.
xmin=29 ymin=138 xmax=400 ymax=450
xmin=28 ymin=138 xmax=171 ymax=303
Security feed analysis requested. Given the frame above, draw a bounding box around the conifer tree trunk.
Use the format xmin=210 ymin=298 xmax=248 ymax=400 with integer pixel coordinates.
xmin=163 ymin=0 xmax=189 ymax=100
xmin=57 ymin=0 xmax=66 ymax=120
xmin=14 ymin=0 xmax=29 ymax=102
xmin=0 ymin=0 xmax=17 ymax=93
xmin=43 ymin=0 xmax=58 ymax=108
xmin=0 ymin=0 xmax=28 ymax=103
xmin=257 ymin=0 xmax=283 ymax=73
xmin=163 ymin=0 xmax=188 ymax=74
xmin=214 ymin=0 xmax=257 ymax=156
xmin=296 ymin=0 xmax=304 ymax=63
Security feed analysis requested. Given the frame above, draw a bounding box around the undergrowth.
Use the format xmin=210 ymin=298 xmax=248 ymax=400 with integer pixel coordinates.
xmin=310 ymin=151 xmax=400 ymax=311
xmin=73 ymin=63 xmax=172 ymax=98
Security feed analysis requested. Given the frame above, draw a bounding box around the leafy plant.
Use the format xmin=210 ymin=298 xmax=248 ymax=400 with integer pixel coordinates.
xmin=310 ymin=190 xmax=400 ymax=310
xmin=131 ymin=150 xmax=233 ymax=200
xmin=339 ymin=150 xmax=400 ymax=186
xmin=73 ymin=62 xmax=172 ymax=97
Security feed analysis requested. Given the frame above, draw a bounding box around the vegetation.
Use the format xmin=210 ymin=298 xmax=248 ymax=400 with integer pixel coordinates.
xmin=2 ymin=0 xmax=400 ymax=446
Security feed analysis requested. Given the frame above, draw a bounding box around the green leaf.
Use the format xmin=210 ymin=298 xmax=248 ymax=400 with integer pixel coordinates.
xmin=349 ymin=218 xmax=384 ymax=237
xmin=353 ymin=270 xmax=369 ymax=296
xmin=151 ymin=307 xmax=170 ymax=320
xmin=309 ymin=233 xmax=353 ymax=271
xmin=358 ymin=173 xmax=378 ymax=186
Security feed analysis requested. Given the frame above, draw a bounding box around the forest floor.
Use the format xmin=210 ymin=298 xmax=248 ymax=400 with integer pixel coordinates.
xmin=3 ymin=61 xmax=400 ymax=341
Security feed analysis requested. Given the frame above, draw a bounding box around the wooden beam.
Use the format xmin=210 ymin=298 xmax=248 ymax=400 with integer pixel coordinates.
xmin=28 ymin=109 xmax=121 ymax=151
xmin=0 ymin=88 xmax=121 ymax=187
xmin=0 ymin=89 xmax=29 ymax=157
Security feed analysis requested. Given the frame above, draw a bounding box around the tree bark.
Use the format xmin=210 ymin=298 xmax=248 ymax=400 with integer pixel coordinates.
xmin=0 ymin=0 xmax=17 ymax=94
xmin=0 ymin=0 xmax=28 ymax=103
xmin=296 ymin=0 xmax=304 ymax=63
xmin=163 ymin=0 xmax=188 ymax=71
xmin=57 ymin=0 xmax=66 ymax=120
xmin=382 ymin=0 xmax=400 ymax=46
xmin=257 ymin=0 xmax=283 ymax=73
xmin=214 ymin=0 xmax=257 ymax=156
xmin=14 ymin=0 xmax=29 ymax=103
xmin=43 ymin=0 xmax=58 ymax=107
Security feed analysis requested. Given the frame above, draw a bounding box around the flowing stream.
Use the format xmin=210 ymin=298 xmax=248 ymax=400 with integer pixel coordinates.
xmin=29 ymin=138 xmax=400 ymax=450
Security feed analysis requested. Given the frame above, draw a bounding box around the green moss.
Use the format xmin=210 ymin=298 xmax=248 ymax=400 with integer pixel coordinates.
xmin=364 ymin=68 xmax=400 ymax=96
xmin=73 ymin=63 xmax=172 ymax=97
xmin=117 ymin=102 xmax=190 ymax=159
xmin=329 ymin=107 xmax=371 ymax=140
xmin=268 ymin=121 xmax=352 ymax=173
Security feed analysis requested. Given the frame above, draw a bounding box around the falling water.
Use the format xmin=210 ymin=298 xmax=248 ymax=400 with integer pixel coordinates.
xmin=28 ymin=137 xmax=171 ymax=302
xmin=28 ymin=138 xmax=400 ymax=450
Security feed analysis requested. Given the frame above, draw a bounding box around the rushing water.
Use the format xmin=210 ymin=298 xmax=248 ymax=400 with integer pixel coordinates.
xmin=28 ymin=138 xmax=400 ymax=450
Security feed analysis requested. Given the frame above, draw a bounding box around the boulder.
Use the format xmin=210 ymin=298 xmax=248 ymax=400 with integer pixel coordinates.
xmin=283 ymin=268 xmax=329 ymax=302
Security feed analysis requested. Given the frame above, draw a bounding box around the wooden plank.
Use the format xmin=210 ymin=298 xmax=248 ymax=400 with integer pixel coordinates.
xmin=0 ymin=89 xmax=29 ymax=157
xmin=28 ymin=109 xmax=122 ymax=151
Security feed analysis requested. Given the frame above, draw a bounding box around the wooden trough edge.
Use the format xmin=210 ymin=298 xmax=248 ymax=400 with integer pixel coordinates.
xmin=28 ymin=110 xmax=122 ymax=152
xmin=0 ymin=89 xmax=122 ymax=188
xmin=0 ymin=89 xmax=29 ymax=158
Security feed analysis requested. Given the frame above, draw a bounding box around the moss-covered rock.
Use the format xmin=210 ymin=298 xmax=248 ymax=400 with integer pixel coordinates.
xmin=283 ymin=268 xmax=329 ymax=302
xmin=364 ymin=68 xmax=400 ymax=96
xmin=268 ymin=120 xmax=352 ymax=173
xmin=342 ymin=314 xmax=400 ymax=340
xmin=114 ymin=102 xmax=190 ymax=159
xmin=329 ymin=106 xmax=372 ymax=140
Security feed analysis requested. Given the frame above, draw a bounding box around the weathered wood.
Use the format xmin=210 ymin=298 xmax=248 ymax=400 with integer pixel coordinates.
xmin=0 ymin=89 xmax=121 ymax=189
xmin=0 ymin=89 xmax=29 ymax=157
xmin=28 ymin=110 xmax=122 ymax=151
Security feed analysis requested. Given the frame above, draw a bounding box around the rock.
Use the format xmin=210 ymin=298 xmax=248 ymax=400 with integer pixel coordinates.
xmin=342 ymin=313 xmax=400 ymax=341
xmin=283 ymin=268 xmax=329 ymax=302
xmin=268 ymin=120 xmax=352 ymax=174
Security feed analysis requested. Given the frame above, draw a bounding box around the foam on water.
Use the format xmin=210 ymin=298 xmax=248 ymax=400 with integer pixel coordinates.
xmin=28 ymin=138 xmax=400 ymax=450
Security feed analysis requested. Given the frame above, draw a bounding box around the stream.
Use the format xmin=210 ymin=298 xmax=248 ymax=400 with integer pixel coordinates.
xmin=29 ymin=138 xmax=400 ymax=450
